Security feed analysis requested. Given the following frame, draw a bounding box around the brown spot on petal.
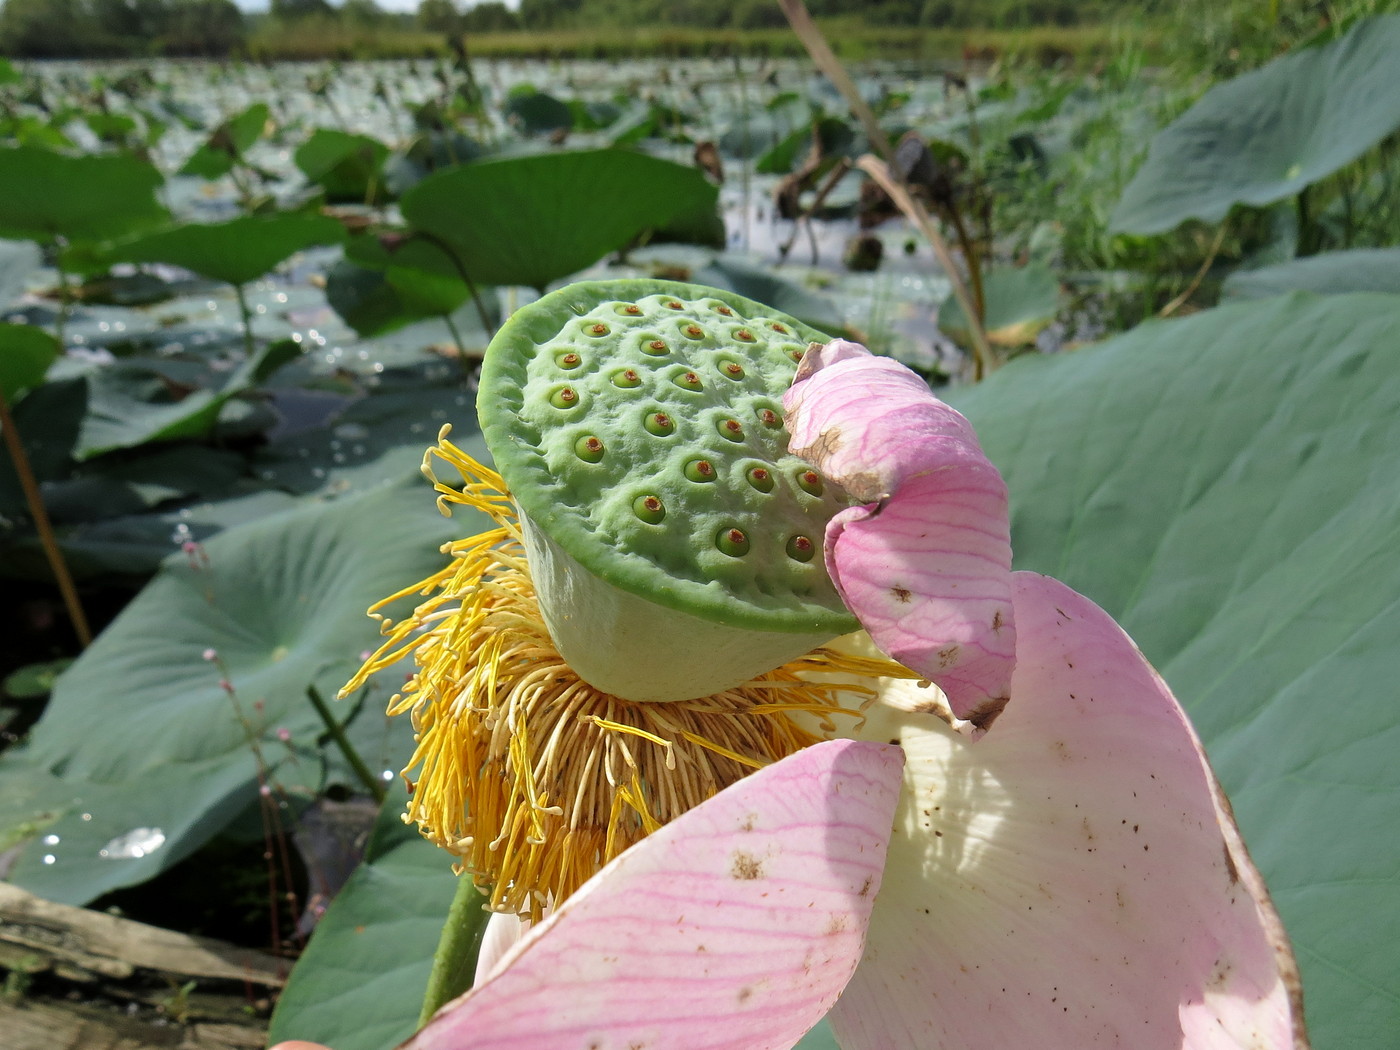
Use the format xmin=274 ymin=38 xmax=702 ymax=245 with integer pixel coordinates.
xmin=825 ymin=914 xmax=848 ymax=935
xmin=737 ymin=986 xmax=753 ymax=1003
xmin=967 ymin=694 xmax=1010 ymax=732
xmin=992 ymin=609 xmax=1005 ymax=632
xmin=892 ymin=586 xmax=913 ymax=603
xmin=936 ymin=644 xmax=960 ymax=669
xmin=791 ymin=342 xmax=827 ymax=383
xmin=842 ymin=470 xmax=886 ymax=504
xmin=1223 ymin=840 xmax=1241 ymax=886
xmin=731 ymin=851 xmax=764 ymax=880
xmin=859 ymin=876 xmax=873 ymax=897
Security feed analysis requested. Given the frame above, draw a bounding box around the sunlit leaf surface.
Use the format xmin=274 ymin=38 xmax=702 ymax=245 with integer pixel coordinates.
xmin=1111 ymin=14 xmax=1400 ymax=233
xmin=399 ymin=149 xmax=720 ymax=291
xmin=0 ymin=456 xmax=488 ymax=903
xmin=951 ymin=291 xmax=1400 ymax=1048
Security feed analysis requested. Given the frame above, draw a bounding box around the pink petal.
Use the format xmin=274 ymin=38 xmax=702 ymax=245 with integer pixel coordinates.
xmin=832 ymin=573 xmax=1305 ymax=1050
xmin=404 ymin=739 xmax=905 ymax=1050
xmin=784 ymin=341 xmax=1015 ymax=731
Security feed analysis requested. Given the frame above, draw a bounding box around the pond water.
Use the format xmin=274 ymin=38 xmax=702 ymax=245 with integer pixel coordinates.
xmin=10 ymin=56 xmax=975 ymax=381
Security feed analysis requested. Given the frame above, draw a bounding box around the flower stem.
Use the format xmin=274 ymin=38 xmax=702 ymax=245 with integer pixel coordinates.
xmin=233 ymin=282 xmax=255 ymax=359
xmin=304 ymin=685 xmax=386 ymax=804
xmin=0 ymin=386 xmax=92 ymax=647
xmin=417 ymin=876 xmax=492 ymax=1028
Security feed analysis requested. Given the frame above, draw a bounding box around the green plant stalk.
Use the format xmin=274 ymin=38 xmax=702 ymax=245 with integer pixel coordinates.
xmin=233 ymin=282 xmax=256 ymax=358
xmin=945 ymin=205 xmax=986 ymax=322
xmin=442 ymin=312 xmax=472 ymax=379
xmin=409 ymin=230 xmax=496 ymax=340
xmin=305 ymin=685 xmax=386 ymax=803
xmin=417 ymin=876 xmax=493 ymax=1028
xmin=0 ymin=388 xmax=92 ymax=648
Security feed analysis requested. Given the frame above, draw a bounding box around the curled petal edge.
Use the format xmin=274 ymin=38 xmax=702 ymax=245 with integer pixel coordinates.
xmin=785 ymin=341 xmax=1016 ymax=731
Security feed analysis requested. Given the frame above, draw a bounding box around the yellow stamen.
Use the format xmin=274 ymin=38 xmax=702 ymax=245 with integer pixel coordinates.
xmin=341 ymin=429 xmax=918 ymax=922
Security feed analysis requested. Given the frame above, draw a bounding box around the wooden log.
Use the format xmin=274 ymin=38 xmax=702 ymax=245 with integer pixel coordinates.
xmin=0 ymin=883 xmax=288 ymax=1050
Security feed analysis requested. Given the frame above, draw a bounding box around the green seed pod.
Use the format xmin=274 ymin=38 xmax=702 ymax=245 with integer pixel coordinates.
xmin=477 ymin=279 xmax=853 ymax=702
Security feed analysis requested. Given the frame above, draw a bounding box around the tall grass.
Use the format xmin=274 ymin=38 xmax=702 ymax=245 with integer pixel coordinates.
xmin=241 ymin=20 xmax=1154 ymax=64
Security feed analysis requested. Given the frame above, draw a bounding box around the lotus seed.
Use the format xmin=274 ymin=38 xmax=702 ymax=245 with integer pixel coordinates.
xmin=798 ymin=469 xmax=824 ymax=496
xmin=716 ymin=305 xmax=734 ymax=316
xmin=771 ymin=323 xmax=789 ymax=334
xmin=550 ymin=386 xmax=580 ymax=408
xmin=716 ymin=527 xmax=750 ymax=557
xmin=735 ymin=329 xmax=755 ymax=342
xmin=645 ymin=412 xmax=677 ymax=436
xmin=683 ymin=324 xmax=705 ymax=338
xmin=618 ymin=304 xmax=643 ymax=316
xmin=721 ymin=360 xmax=746 ymax=380
xmin=664 ymin=300 xmax=683 ymax=309
xmin=786 ymin=535 xmax=816 ymax=562
xmin=746 ymin=466 xmax=774 ymax=492
xmin=674 ymin=371 xmax=703 ymax=391
xmin=684 ymin=459 xmax=717 ymax=483
xmin=634 ymin=495 xmax=666 ymax=523
xmin=718 ymin=418 xmax=744 ymax=441
xmin=758 ymin=408 xmax=782 ymax=428
xmin=612 ymin=369 xmax=642 ymax=388
xmin=558 ymin=352 xmax=582 ymax=370
xmin=575 ymin=436 xmax=605 ymax=462
xmin=644 ymin=340 xmax=669 ymax=356
xmin=588 ymin=323 xmax=610 ymax=336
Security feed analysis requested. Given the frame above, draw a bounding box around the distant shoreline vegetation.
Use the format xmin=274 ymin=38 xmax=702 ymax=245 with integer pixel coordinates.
xmin=0 ymin=0 xmax=1150 ymax=62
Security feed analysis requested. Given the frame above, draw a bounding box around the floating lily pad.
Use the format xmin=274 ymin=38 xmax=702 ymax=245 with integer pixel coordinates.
xmin=74 ymin=337 xmax=300 ymax=460
xmin=0 ymin=463 xmax=485 ymax=904
xmin=503 ymin=87 xmax=574 ymax=135
xmin=1111 ymin=15 xmax=1400 ymax=233
xmin=398 ymin=149 xmax=720 ymax=291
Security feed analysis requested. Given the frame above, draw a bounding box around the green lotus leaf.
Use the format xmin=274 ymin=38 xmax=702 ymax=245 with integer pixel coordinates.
xmin=1110 ymin=14 xmax=1400 ymax=233
xmin=295 ymin=128 xmax=391 ymax=204
xmin=1223 ymin=248 xmax=1400 ymax=299
xmin=266 ymin=798 xmax=459 ymax=1050
xmin=0 ymin=323 xmax=58 ymax=400
xmin=939 ymin=263 xmax=1060 ymax=348
xmin=0 ymin=145 xmax=169 ymax=244
xmin=398 ymin=149 xmax=720 ymax=291
xmin=104 ymin=212 xmax=346 ymax=288
xmin=0 ymin=460 xmax=484 ymax=904
xmin=74 ymin=337 xmax=301 ymax=459
xmin=179 ymin=101 xmax=270 ymax=180
xmin=949 ymin=291 xmax=1400 ymax=1048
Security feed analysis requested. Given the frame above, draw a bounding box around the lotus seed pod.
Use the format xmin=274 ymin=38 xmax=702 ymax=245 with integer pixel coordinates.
xmin=479 ymin=279 xmax=858 ymax=702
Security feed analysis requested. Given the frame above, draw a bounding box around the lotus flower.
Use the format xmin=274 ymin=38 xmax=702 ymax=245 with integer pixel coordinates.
xmin=334 ymin=285 xmax=1306 ymax=1050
